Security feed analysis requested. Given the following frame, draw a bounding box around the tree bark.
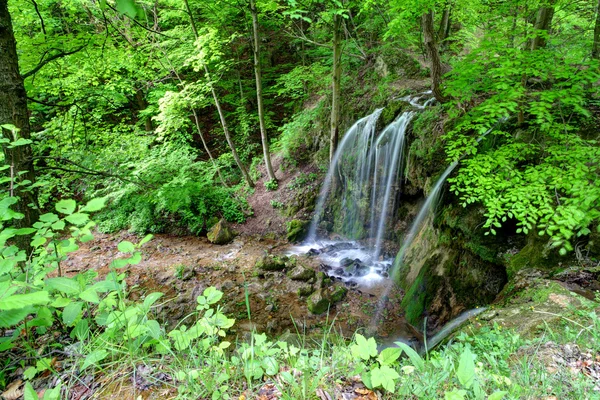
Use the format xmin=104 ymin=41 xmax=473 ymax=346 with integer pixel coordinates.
xmin=249 ymin=0 xmax=277 ymax=183
xmin=0 ymin=0 xmax=39 ymax=250
xmin=329 ymin=13 xmax=342 ymax=162
xmin=593 ymin=0 xmax=600 ymax=59
xmin=530 ymin=1 xmax=555 ymax=50
xmin=203 ymin=64 xmax=255 ymax=188
xmin=437 ymin=7 xmax=451 ymax=46
xmin=422 ymin=10 xmax=447 ymax=103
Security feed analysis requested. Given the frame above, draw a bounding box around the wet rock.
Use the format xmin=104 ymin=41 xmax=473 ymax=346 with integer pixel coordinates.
xmin=220 ymin=280 xmax=235 ymax=291
xmin=287 ymin=264 xmax=316 ymax=281
xmin=307 ymin=248 xmax=321 ymax=256
xmin=297 ymin=284 xmax=314 ymax=297
xmin=286 ymin=219 xmax=309 ymax=243
xmin=306 ymin=284 xmax=348 ymax=314
xmin=207 ymin=219 xmax=236 ymax=245
xmin=255 ymin=253 xmax=287 ymax=271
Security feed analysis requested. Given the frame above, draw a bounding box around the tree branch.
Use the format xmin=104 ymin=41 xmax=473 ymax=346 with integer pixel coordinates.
xmin=22 ymin=45 xmax=87 ymax=79
xmin=33 ymin=156 xmax=153 ymax=188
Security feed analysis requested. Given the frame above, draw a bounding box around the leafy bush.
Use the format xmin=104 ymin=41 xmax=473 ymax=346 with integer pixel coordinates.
xmin=95 ymin=144 xmax=249 ymax=234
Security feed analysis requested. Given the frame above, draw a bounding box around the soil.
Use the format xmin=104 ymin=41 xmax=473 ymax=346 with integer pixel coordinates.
xmin=233 ymin=154 xmax=320 ymax=237
xmin=62 ymin=231 xmax=419 ymax=342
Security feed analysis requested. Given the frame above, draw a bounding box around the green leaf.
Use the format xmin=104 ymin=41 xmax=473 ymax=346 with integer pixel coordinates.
xmin=488 ymin=391 xmax=508 ymax=400
xmin=117 ymin=241 xmax=135 ymax=253
xmin=262 ymin=356 xmax=279 ymax=375
xmin=81 ymin=349 xmax=108 ymax=370
xmin=24 ymin=381 xmax=39 ymax=400
xmin=456 ymin=346 xmax=476 ymax=389
xmin=81 ymin=198 xmax=106 ymax=212
xmin=139 ymin=234 xmax=153 ymax=245
xmin=377 ymin=347 xmax=401 ymax=366
xmin=203 ymin=287 xmax=223 ymax=305
xmin=444 ymin=389 xmax=467 ymax=400
xmin=65 ymin=213 xmax=89 ymax=226
xmin=0 ymin=291 xmax=50 ymax=310
xmin=62 ymin=301 xmax=83 ymax=326
xmin=46 ymin=277 xmax=80 ymax=295
xmin=371 ymin=365 xmax=399 ymax=393
xmin=143 ymin=292 xmax=163 ymax=309
xmin=39 ymin=213 xmax=59 ymax=223
xmin=115 ymin=0 xmax=141 ymax=18
xmin=395 ymin=341 xmax=425 ymax=370
xmin=79 ymin=289 xmax=100 ymax=304
xmin=0 ymin=306 xmax=33 ymax=327
xmin=56 ymin=199 xmax=76 ymax=215
xmin=42 ymin=383 xmax=62 ymax=400
xmin=351 ymin=334 xmax=378 ymax=361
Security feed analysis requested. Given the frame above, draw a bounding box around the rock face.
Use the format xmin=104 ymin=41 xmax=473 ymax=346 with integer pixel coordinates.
xmin=287 ymin=264 xmax=316 ymax=281
xmin=286 ymin=219 xmax=309 ymax=242
xmin=207 ymin=219 xmax=236 ymax=245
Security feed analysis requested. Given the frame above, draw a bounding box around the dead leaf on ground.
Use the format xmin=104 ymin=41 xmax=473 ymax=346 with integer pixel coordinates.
xmin=1 ymin=380 xmax=23 ymax=400
xmin=315 ymin=388 xmax=332 ymax=400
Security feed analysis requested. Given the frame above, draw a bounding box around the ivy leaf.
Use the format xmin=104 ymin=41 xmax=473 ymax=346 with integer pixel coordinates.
xmin=351 ymin=334 xmax=378 ymax=361
xmin=370 ymin=365 xmax=399 ymax=393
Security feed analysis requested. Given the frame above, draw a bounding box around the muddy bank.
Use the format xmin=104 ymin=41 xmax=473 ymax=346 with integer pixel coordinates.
xmin=63 ymin=231 xmax=420 ymax=342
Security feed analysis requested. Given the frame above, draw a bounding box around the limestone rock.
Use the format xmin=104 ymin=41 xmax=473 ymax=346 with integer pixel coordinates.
xmin=307 ymin=284 xmax=348 ymax=314
xmin=256 ymin=253 xmax=287 ymax=271
xmin=286 ymin=219 xmax=309 ymax=243
xmin=207 ymin=219 xmax=236 ymax=245
xmin=287 ymin=264 xmax=316 ymax=282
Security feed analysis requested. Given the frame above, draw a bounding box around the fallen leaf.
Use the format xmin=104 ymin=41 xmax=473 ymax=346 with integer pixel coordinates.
xmin=1 ymin=380 xmax=23 ymax=400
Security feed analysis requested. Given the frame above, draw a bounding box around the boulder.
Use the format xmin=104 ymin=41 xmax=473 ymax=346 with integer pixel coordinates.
xmin=287 ymin=264 xmax=316 ymax=282
xmin=255 ymin=253 xmax=287 ymax=271
xmin=207 ymin=219 xmax=236 ymax=245
xmin=307 ymin=284 xmax=348 ymax=314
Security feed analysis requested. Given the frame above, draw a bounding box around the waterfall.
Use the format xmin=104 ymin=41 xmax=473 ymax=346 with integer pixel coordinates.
xmin=305 ymin=109 xmax=415 ymax=263
xmin=305 ymin=108 xmax=383 ymax=243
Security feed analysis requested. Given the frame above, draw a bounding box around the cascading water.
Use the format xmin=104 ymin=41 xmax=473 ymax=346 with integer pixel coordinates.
xmin=293 ymin=95 xmax=432 ymax=288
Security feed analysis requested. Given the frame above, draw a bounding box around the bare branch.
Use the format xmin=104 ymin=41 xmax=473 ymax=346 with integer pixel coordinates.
xmin=22 ymin=45 xmax=87 ymax=79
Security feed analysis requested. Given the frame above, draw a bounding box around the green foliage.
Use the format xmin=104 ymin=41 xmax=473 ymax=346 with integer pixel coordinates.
xmin=264 ymin=179 xmax=278 ymax=191
xmin=96 ymin=145 xmax=249 ymax=234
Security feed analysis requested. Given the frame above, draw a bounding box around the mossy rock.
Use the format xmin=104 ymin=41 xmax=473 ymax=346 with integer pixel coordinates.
xmin=255 ymin=254 xmax=287 ymax=271
xmin=207 ymin=219 xmax=236 ymax=245
xmin=287 ymin=264 xmax=316 ymax=281
xmin=307 ymin=284 xmax=348 ymax=314
xmin=507 ymin=233 xmax=565 ymax=279
xmin=286 ymin=219 xmax=309 ymax=243
xmin=297 ymin=284 xmax=315 ymax=297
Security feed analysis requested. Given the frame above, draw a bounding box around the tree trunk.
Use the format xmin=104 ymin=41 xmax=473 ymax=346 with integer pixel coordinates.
xmin=530 ymin=1 xmax=555 ymax=50
xmin=437 ymin=7 xmax=451 ymax=46
xmin=422 ymin=10 xmax=447 ymax=103
xmin=0 ymin=0 xmax=39 ymax=251
xmin=203 ymin=64 xmax=255 ymax=188
xmin=330 ymin=13 xmax=342 ymax=162
xmin=593 ymin=0 xmax=600 ymax=59
xmin=249 ymin=0 xmax=276 ymax=183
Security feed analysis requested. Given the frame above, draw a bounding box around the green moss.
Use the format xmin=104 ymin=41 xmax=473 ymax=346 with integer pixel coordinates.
xmin=255 ymin=254 xmax=287 ymax=271
xmin=286 ymin=219 xmax=309 ymax=242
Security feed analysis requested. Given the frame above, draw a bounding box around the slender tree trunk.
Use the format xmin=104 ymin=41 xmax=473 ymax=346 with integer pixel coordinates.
xmin=437 ymin=7 xmax=451 ymax=47
xmin=530 ymin=1 xmax=555 ymax=50
xmin=182 ymin=0 xmax=252 ymax=187
xmin=192 ymin=109 xmax=228 ymax=187
xmin=0 ymin=0 xmax=39 ymax=251
xmin=422 ymin=10 xmax=447 ymax=103
xmin=330 ymin=13 xmax=342 ymax=162
xmin=593 ymin=0 xmax=600 ymax=59
xmin=203 ymin=64 xmax=255 ymax=187
xmin=249 ymin=0 xmax=276 ymax=183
